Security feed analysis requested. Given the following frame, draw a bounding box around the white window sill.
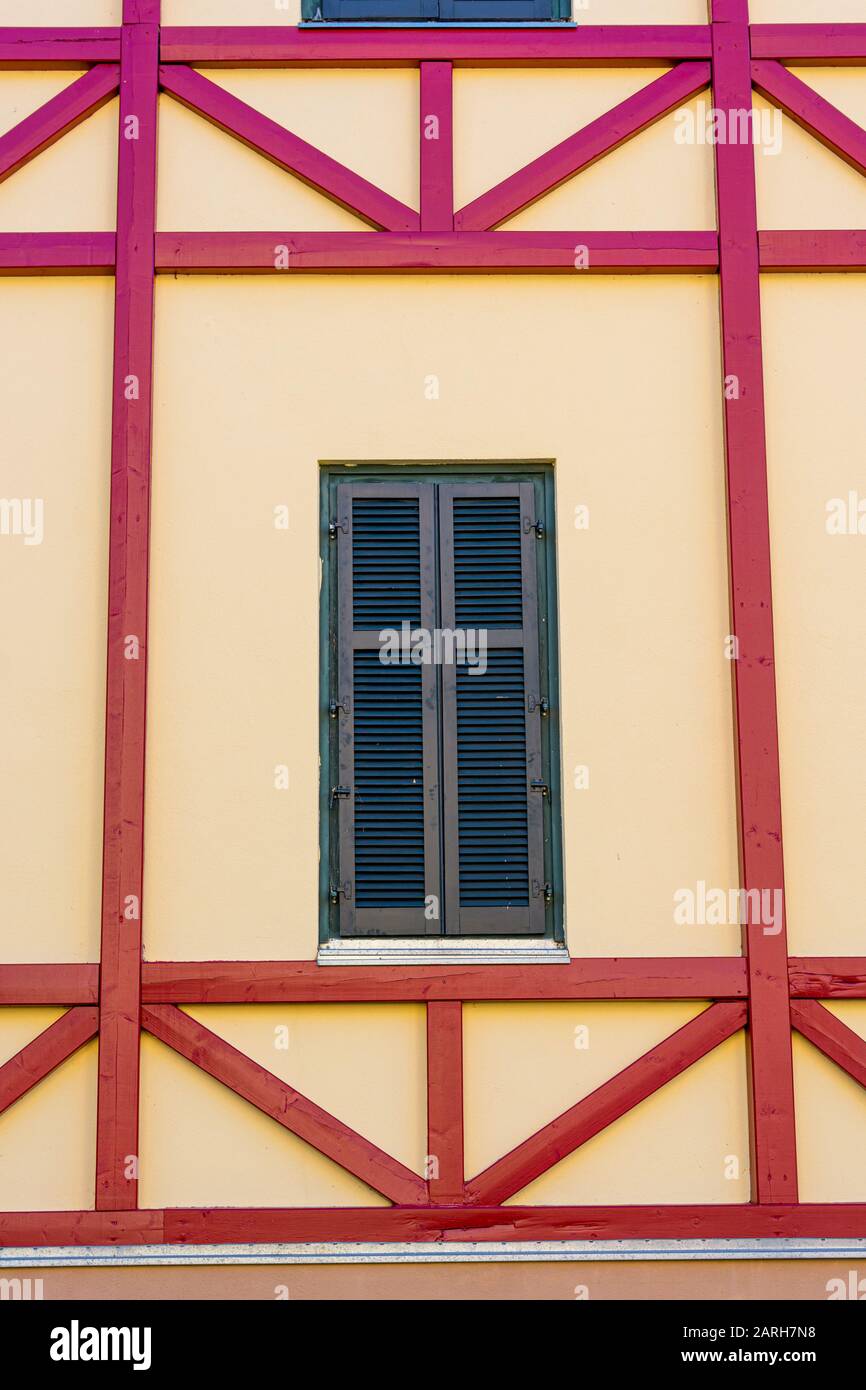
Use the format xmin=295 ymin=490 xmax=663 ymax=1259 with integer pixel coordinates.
xmin=317 ymin=937 xmax=569 ymax=966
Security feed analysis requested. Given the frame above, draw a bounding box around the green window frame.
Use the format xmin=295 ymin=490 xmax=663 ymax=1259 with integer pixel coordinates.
xmin=319 ymin=462 xmax=563 ymax=942
xmin=301 ymin=1 xmax=571 ymax=22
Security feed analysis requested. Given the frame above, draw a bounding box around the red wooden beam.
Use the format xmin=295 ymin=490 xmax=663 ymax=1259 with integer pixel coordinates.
xmin=0 ymin=65 xmax=119 ymax=186
xmin=159 ymin=64 xmax=419 ymax=233
xmin=464 ymin=1001 xmax=747 ymax=1206
xmin=0 ymin=964 xmax=99 ymax=1006
xmin=0 ymin=232 xmax=115 ymax=274
xmin=419 ymin=62 xmax=453 ymax=233
xmin=759 ymin=230 xmax=866 ymax=271
xmin=426 ymin=1002 xmax=464 ymax=1203
xmin=141 ymin=1005 xmax=427 ymax=1206
xmin=751 ymin=26 xmax=866 ymax=65
xmin=455 ymin=62 xmax=711 ymax=232
xmin=155 ymin=231 xmax=719 ymax=274
xmin=711 ymin=9 xmax=798 ymax=1207
xmin=752 ymin=60 xmax=866 ymax=178
xmin=791 ymin=1001 xmax=866 ymax=1091
xmin=0 ymin=29 xmax=121 ymax=69
xmin=159 ymin=26 xmax=713 ymax=68
xmin=0 ymin=1008 xmax=99 ymax=1117
xmin=6 ymin=1202 xmax=866 ymax=1247
xmin=95 ymin=17 xmax=158 ymax=1214
xmin=141 ymin=957 xmax=747 ymax=1003
xmin=790 ymin=959 xmax=866 ymax=999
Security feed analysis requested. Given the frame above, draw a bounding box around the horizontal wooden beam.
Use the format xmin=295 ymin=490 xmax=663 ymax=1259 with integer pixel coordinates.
xmin=0 ymin=64 xmax=119 ymax=186
xmin=751 ymin=25 xmax=866 ymax=65
xmin=155 ymin=230 xmax=719 ymax=274
xmin=159 ymin=64 xmax=418 ymax=232
xmin=0 ymin=1008 xmax=99 ymax=1117
xmin=465 ymin=1001 xmax=747 ymax=1205
xmin=141 ymin=957 xmax=747 ymax=1003
xmin=3 ymin=1202 xmax=866 ymax=1246
xmin=759 ymin=230 xmax=866 ymax=271
xmin=790 ymin=959 xmax=866 ymax=998
xmin=0 ymin=964 xmax=99 ymax=1005
xmin=791 ymin=1000 xmax=866 ymax=1091
xmin=455 ymin=63 xmax=712 ymax=231
xmin=141 ymin=1004 xmax=427 ymax=1205
xmin=0 ymin=28 xmax=121 ymax=68
xmin=752 ymin=60 xmax=866 ymax=179
xmin=159 ymin=26 xmax=713 ymax=68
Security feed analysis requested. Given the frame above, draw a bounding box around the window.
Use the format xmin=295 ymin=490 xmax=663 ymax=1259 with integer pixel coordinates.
xmin=321 ymin=467 xmax=561 ymax=939
xmin=302 ymin=1 xmax=570 ymax=23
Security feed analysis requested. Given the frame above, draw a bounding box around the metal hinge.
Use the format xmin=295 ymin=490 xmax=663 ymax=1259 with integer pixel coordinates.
xmin=329 ymin=699 xmax=350 ymax=718
xmin=523 ymin=516 xmax=545 ymax=539
xmin=528 ymin=695 xmax=549 ymax=716
xmin=530 ymin=779 xmax=549 ymax=796
xmin=328 ymin=518 xmax=348 ymax=539
xmin=330 ymin=784 xmax=351 ymax=807
xmin=532 ymin=879 xmax=553 ymax=904
xmin=329 ymin=880 xmax=352 ymax=903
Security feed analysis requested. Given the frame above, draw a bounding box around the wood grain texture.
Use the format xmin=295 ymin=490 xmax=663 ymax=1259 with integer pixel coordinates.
xmin=0 ymin=1009 xmax=98 ymax=1116
xmin=426 ymin=1002 xmax=464 ymax=1203
xmin=455 ymin=63 xmax=712 ymax=231
xmin=759 ymin=230 xmax=866 ymax=271
xmin=790 ymin=959 xmax=866 ymax=998
xmin=420 ymin=62 xmax=453 ymax=232
xmin=791 ymin=1001 xmax=866 ymax=1090
xmin=751 ymin=26 xmax=866 ymax=65
xmin=142 ymin=1005 xmax=428 ymax=1206
xmin=0 ymin=30 xmax=121 ymax=68
xmin=0 ymin=64 xmax=119 ymax=185
xmin=0 ymin=965 xmax=99 ymax=1005
xmin=752 ymin=60 xmax=866 ymax=177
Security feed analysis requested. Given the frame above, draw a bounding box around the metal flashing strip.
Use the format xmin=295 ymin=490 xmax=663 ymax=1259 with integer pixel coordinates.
xmin=4 ymin=1239 xmax=866 ymax=1267
xmin=317 ymin=937 xmax=571 ymax=965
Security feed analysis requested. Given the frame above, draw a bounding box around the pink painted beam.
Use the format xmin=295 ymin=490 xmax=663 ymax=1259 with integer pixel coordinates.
xmin=712 ymin=15 xmax=798 ymax=1205
xmin=791 ymin=1001 xmax=866 ymax=1092
xmin=155 ymin=231 xmax=719 ymax=275
xmin=759 ymin=230 xmax=866 ymax=271
xmin=0 ymin=1009 xmax=99 ymax=1118
xmin=455 ymin=62 xmax=712 ymax=232
xmin=752 ymin=61 xmax=866 ymax=179
xmin=0 ymin=29 xmax=121 ymax=69
xmin=426 ymin=1002 xmax=464 ymax=1203
xmin=420 ymin=62 xmax=453 ymax=233
xmin=142 ymin=1005 xmax=427 ymax=1206
xmin=790 ymin=959 xmax=866 ymax=999
xmin=160 ymin=26 xmax=713 ymax=68
xmin=0 ymin=65 xmax=119 ymax=186
xmin=0 ymin=964 xmax=99 ymax=1006
xmin=95 ymin=20 xmax=158 ymax=1215
xmin=464 ymin=1002 xmax=747 ymax=1206
xmin=751 ymin=26 xmax=866 ymax=65
xmin=159 ymin=65 xmax=418 ymax=233
xmin=124 ymin=0 xmax=161 ymax=19
xmin=0 ymin=232 xmax=115 ymax=275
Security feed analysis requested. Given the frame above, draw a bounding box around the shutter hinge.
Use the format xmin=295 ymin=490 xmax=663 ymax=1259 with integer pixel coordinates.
xmin=330 ymin=784 xmax=352 ymax=806
xmin=530 ymin=779 xmax=549 ymax=796
xmin=329 ymin=518 xmax=348 ymax=539
xmin=532 ymin=879 xmax=553 ymax=904
xmin=523 ymin=516 xmax=545 ymax=539
xmin=528 ymin=695 xmax=549 ymax=716
xmin=329 ymin=698 xmax=350 ymax=718
xmin=329 ymin=880 xmax=352 ymax=902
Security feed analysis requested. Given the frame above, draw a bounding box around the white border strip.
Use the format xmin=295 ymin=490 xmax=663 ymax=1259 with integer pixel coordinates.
xmin=3 ymin=1239 xmax=866 ymax=1267
xmin=317 ymin=938 xmax=570 ymax=966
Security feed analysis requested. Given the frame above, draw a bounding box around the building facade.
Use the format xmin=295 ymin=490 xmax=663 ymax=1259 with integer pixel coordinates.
xmin=1 ymin=0 xmax=866 ymax=1300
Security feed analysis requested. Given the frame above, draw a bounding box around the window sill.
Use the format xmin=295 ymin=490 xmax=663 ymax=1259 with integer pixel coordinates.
xmin=317 ymin=937 xmax=569 ymax=965
xmin=298 ymin=22 xmax=577 ymax=28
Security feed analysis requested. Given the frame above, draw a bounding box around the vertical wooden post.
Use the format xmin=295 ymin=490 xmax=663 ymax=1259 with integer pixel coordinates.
xmin=426 ymin=1001 xmax=464 ymax=1203
xmin=96 ymin=5 xmax=159 ymax=1210
xmin=419 ymin=61 xmax=453 ymax=232
xmin=710 ymin=0 xmax=797 ymax=1202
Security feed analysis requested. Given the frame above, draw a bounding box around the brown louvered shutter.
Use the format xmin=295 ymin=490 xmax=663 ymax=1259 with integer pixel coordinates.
xmin=334 ymin=482 xmax=442 ymax=935
xmin=438 ymin=482 xmax=546 ymax=935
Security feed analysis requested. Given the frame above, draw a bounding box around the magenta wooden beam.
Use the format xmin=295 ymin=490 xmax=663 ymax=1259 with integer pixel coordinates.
xmin=455 ymin=62 xmax=712 ymax=232
xmin=712 ymin=12 xmax=798 ymax=1206
xmin=155 ymin=230 xmax=719 ymax=275
xmin=464 ymin=1002 xmax=747 ymax=1206
xmin=759 ymin=230 xmax=866 ymax=271
xmin=426 ymin=1002 xmax=464 ymax=1203
xmin=790 ymin=959 xmax=866 ymax=998
xmin=791 ymin=1001 xmax=866 ymax=1092
xmin=751 ymin=26 xmax=866 ymax=65
xmin=0 ymin=29 xmax=121 ymax=69
xmin=142 ymin=1005 xmax=427 ymax=1206
xmin=159 ymin=26 xmax=713 ymax=68
xmin=0 ymin=64 xmax=119 ymax=186
xmin=95 ymin=17 xmax=158 ymax=1215
xmin=140 ymin=957 xmax=748 ymax=1004
xmin=0 ymin=1009 xmax=99 ymax=1118
xmin=159 ymin=64 xmax=418 ymax=233
xmin=0 ymin=965 xmax=99 ymax=1005
xmin=752 ymin=60 xmax=866 ymax=179
xmin=0 ymin=232 xmax=115 ymax=274
xmin=419 ymin=62 xmax=453 ymax=233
